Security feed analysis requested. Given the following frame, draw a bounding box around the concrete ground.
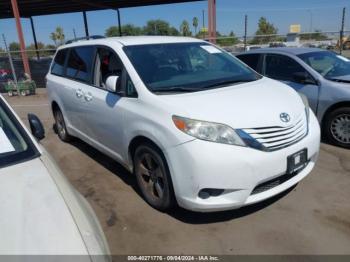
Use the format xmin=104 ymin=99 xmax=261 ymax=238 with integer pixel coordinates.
xmin=4 ymin=89 xmax=350 ymax=255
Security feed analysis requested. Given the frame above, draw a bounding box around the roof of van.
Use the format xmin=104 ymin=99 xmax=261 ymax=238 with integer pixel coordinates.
xmin=61 ymin=36 xmax=205 ymax=49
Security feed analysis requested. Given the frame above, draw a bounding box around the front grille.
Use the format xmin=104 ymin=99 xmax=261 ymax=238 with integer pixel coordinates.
xmin=251 ymin=162 xmax=308 ymax=195
xmin=242 ymin=112 xmax=308 ymax=151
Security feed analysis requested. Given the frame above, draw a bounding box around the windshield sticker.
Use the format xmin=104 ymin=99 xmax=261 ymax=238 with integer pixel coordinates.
xmin=200 ymin=45 xmax=222 ymax=54
xmin=337 ymin=55 xmax=350 ymax=62
xmin=0 ymin=127 xmax=15 ymax=154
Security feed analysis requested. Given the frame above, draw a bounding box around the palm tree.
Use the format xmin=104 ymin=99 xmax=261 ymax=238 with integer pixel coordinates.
xmin=50 ymin=27 xmax=65 ymax=47
xmin=193 ymin=17 xmax=199 ymax=36
xmin=180 ymin=20 xmax=191 ymax=36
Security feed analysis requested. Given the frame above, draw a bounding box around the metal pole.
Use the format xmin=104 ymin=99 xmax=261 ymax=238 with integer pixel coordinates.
xmin=308 ymin=10 xmax=313 ymax=41
xmin=202 ymin=9 xmax=205 ymax=28
xmin=73 ymin=28 xmax=77 ymax=40
xmin=116 ymin=9 xmax=122 ymax=36
xmin=208 ymin=0 xmax=216 ymax=43
xmin=340 ymin=7 xmax=346 ymax=55
xmin=2 ymin=34 xmax=19 ymax=95
xmin=83 ymin=11 xmax=89 ymax=39
xmin=29 ymin=17 xmax=40 ymax=60
xmin=244 ymin=15 xmax=248 ymax=51
xmin=10 ymin=0 xmax=31 ymax=78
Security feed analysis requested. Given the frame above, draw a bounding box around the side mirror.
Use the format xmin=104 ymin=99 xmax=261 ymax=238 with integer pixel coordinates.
xmin=106 ymin=75 xmax=119 ymax=93
xmin=28 ymin=114 xmax=45 ymax=141
xmin=292 ymin=72 xmax=316 ymax=85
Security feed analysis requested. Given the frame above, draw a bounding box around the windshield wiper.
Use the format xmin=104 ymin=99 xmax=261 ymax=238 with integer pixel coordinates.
xmin=204 ymin=79 xmax=255 ymax=89
xmin=153 ymin=86 xmax=199 ymax=93
xmin=325 ymin=77 xmax=350 ymax=83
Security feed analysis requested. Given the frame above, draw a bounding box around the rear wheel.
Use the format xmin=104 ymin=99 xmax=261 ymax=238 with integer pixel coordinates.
xmin=134 ymin=143 xmax=175 ymax=211
xmin=324 ymin=107 xmax=350 ymax=148
xmin=53 ymin=108 xmax=72 ymax=142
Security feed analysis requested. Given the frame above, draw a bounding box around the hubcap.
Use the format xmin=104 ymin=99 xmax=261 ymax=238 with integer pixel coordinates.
xmin=331 ymin=114 xmax=350 ymax=144
xmin=137 ymin=153 xmax=165 ymax=201
xmin=55 ymin=112 xmax=66 ymax=137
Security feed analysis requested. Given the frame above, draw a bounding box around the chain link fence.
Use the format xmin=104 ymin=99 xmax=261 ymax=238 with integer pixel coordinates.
xmin=207 ymin=31 xmax=350 ymax=56
xmin=1 ymin=31 xmax=350 ymax=93
xmin=0 ymin=49 xmax=55 ymax=92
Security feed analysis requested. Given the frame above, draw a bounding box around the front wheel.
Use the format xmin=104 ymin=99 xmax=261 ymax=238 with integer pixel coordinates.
xmin=134 ymin=144 xmax=175 ymax=211
xmin=54 ymin=108 xmax=72 ymax=142
xmin=324 ymin=107 xmax=350 ymax=148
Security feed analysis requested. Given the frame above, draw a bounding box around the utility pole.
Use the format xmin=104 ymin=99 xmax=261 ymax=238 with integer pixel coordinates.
xmin=83 ymin=11 xmax=89 ymax=39
xmin=202 ymin=9 xmax=205 ymax=28
xmin=244 ymin=15 xmax=248 ymax=51
xmin=340 ymin=7 xmax=346 ymax=55
xmin=29 ymin=17 xmax=40 ymax=60
xmin=2 ymin=34 xmax=19 ymax=95
xmin=116 ymin=9 xmax=122 ymax=36
xmin=73 ymin=28 xmax=77 ymax=40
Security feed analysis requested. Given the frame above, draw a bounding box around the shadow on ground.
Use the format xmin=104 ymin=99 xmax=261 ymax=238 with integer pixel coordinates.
xmin=69 ymin=137 xmax=296 ymax=224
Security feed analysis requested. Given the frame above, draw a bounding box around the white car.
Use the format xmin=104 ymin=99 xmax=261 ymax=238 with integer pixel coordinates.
xmin=47 ymin=36 xmax=321 ymax=212
xmin=0 ymin=95 xmax=110 ymax=258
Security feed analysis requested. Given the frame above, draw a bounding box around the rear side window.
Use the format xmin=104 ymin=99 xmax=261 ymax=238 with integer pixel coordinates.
xmin=51 ymin=49 xmax=67 ymax=76
xmin=265 ymin=54 xmax=308 ymax=81
xmin=66 ymin=46 xmax=95 ymax=83
xmin=237 ymin=54 xmax=261 ymax=72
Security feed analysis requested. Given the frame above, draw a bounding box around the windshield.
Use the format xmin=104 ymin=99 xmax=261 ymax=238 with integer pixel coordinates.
xmin=298 ymin=51 xmax=350 ymax=79
xmin=0 ymin=99 xmax=39 ymax=168
xmin=123 ymin=43 xmax=261 ymax=93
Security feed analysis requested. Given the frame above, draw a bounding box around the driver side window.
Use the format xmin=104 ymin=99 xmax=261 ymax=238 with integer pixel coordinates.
xmin=93 ymin=47 xmax=123 ymax=90
xmin=264 ymin=54 xmax=310 ymax=82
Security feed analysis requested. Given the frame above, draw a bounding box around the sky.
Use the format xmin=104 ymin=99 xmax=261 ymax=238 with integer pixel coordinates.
xmin=0 ymin=0 xmax=349 ymax=48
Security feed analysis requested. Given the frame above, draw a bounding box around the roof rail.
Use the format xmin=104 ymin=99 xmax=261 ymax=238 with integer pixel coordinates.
xmin=65 ymin=35 xmax=105 ymax=44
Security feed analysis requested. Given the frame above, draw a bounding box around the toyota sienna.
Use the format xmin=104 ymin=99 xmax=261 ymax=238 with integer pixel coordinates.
xmin=47 ymin=36 xmax=320 ymax=212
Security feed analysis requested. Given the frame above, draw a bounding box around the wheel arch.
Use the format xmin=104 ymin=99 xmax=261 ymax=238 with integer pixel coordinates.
xmin=128 ymin=136 xmax=165 ymax=168
xmin=51 ymin=100 xmax=60 ymax=113
xmin=321 ymin=101 xmax=350 ymax=127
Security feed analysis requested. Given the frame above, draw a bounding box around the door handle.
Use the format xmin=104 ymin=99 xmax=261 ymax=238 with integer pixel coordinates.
xmin=76 ymin=88 xmax=84 ymax=98
xmin=84 ymin=92 xmax=93 ymax=102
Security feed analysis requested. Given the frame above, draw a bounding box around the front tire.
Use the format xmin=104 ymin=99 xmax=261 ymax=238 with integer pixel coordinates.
xmin=134 ymin=143 xmax=175 ymax=211
xmin=53 ymin=108 xmax=72 ymax=142
xmin=324 ymin=107 xmax=350 ymax=148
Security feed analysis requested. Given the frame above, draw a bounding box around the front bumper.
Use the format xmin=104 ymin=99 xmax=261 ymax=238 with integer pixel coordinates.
xmin=165 ymin=112 xmax=321 ymax=212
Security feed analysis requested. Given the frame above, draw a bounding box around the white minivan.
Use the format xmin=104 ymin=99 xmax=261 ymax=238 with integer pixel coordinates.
xmin=47 ymin=36 xmax=320 ymax=212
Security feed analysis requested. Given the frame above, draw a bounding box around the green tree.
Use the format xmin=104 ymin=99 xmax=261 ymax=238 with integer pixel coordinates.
xmin=45 ymin=44 xmax=57 ymax=55
xmin=9 ymin=42 xmax=20 ymax=52
xmin=105 ymin=24 xmax=142 ymax=37
xmin=216 ymin=31 xmax=239 ymax=46
xmin=252 ymin=17 xmax=278 ymax=44
xmin=300 ymin=30 xmax=328 ymax=41
xmin=193 ymin=17 xmax=199 ymax=35
xmin=50 ymin=26 xmax=65 ymax=47
xmin=143 ymin=19 xmax=179 ymax=35
xmin=180 ymin=20 xmax=192 ymax=36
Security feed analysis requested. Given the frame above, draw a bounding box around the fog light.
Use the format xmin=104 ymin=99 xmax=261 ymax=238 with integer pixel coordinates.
xmin=198 ymin=188 xmax=225 ymax=199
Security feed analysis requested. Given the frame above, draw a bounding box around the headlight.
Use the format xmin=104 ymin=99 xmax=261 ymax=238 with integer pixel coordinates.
xmin=299 ymin=93 xmax=310 ymax=123
xmin=172 ymin=116 xmax=246 ymax=146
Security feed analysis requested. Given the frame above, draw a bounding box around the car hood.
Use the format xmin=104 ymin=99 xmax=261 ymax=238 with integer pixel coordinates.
xmin=161 ymin=77 xmax=305 ymax=128
xmin=0 ymin=157 xmax=88 ymax=255
xmin=328 ymin=75 xmax=350 ymax=83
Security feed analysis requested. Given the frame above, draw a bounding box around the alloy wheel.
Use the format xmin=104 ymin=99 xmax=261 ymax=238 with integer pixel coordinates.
xmin=55 ymin=111 xmax=66 ymax=138
xmin=330 ymin=114 xmax=350 ymax=144
xmin=136 ymin=152 xmax=165 ymax=202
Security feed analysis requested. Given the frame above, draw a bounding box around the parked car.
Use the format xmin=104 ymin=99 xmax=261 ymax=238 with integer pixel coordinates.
xmin=47 ymin=36 xmax=320 ymax=212
xmin=237 ymin=48 xmax=350 ymax=148
xmin=0 ymin=95 xmax=110 ymax=258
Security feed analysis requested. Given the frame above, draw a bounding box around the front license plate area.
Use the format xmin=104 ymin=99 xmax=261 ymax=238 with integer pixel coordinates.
xmin=287 ymin=149 xmax=308 ymax=174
